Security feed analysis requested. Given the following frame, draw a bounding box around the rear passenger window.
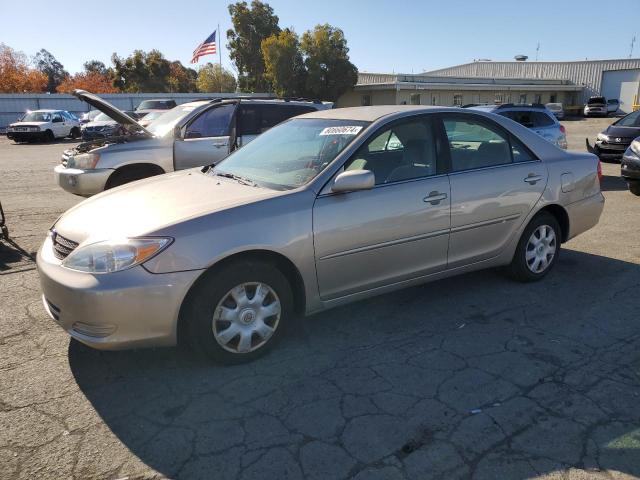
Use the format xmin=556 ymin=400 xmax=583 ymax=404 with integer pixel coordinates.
xmin=533 ymin=112 xmax=555 ymax=127
xmin=510 ymin=136 xmax=536 ymax=162
xmin=344 ymin=117 xmax=437 ymax=185
xmin=238 ymin=104 xmax=316 ymax=136
xmin=443 ymin=117 xmax=512 ymax=172
xmin=500 ymin=111 xmax=534 ymax=128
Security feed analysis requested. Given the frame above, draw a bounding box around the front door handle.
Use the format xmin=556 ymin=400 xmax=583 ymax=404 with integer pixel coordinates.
xmin=423 ymin=191 xmax=447 ymax=205
xmin=524 ymin=174 xmax=543 ymax=184
xmin=212 ymin=142 xmax=228 ymax=148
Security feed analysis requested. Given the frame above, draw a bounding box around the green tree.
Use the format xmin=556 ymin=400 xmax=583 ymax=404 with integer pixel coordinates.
xmin=196 ymin=63 xmax=237 ymax=93
xmin=168 ymin=61 xmax=198 ymax=92
xmin=301 ymin=24 xmax=358 ymax=102
xmin=227 ymin=0 xmax=280 ymax=91
xmin=83 ymin=60 xmax=109 ymax=76
xmin=111 ymin=49 xmax=172 ymax=92
xmin=33 ymin=49 xmax=68 ymax=92
xmin=261 ymin=29 xmax=306 ymax=97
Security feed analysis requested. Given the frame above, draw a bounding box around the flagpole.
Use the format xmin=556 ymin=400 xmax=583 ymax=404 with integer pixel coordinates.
xmin=218 ymin=23 xmax=222 ymax=94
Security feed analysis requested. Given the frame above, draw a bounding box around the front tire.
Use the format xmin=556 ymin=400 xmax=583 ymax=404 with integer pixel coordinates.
xmin=184 ymin=260 xmax=294 ymax=364
xmin=509 ymin=212 xmax=561 ymax=282
xmin=629 ymin=181 xmax=640 ymax=196
xmin=69 ymin=127 xmax=80 ymax=139
xmin=44 ymin=130 xmax=55 ymax=142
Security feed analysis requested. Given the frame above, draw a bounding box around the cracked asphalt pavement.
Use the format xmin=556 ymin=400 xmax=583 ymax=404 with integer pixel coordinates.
xmin=1 ymin=117 xmax=639 ymax=479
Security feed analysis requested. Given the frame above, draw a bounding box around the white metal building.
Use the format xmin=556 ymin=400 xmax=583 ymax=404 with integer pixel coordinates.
xmin=339 ymin=58 xmax=640 ymax=113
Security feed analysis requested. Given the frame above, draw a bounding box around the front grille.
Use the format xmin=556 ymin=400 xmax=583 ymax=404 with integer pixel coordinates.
xmin=52 ymin=231 xmax=79 ymax=260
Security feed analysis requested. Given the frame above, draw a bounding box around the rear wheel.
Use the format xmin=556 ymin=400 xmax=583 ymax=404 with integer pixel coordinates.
xmin=509 ymin=212 xmax=561 ymax=282
xmin=184 ymin=260 xmax=294 ymax=364
xmin=629 ymin=181 xmax=640 ymax=196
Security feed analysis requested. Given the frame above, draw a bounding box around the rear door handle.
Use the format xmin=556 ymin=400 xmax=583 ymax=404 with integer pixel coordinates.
xmin=524 ymin=174 xmax=543 ymax=184
xmin=423 ymin=191 xmax=447 ymax=205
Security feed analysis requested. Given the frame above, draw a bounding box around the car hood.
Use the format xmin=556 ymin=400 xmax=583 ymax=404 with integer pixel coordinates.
xmin=604 ymin=125 xmax=640 ymax=137
xmin=84 ymin=120 xmax=118 ymax=128
xmin=53 ymin=169 xmax=279 ymax=244
xmin=72 ymin=89 xmax=152 ymax=137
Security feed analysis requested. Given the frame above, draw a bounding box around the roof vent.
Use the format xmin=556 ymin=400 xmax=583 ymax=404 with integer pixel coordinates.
xmin=514 ymin=55 xmax=528 ymax=62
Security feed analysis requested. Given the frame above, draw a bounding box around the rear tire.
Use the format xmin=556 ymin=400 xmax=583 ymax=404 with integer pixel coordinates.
xmin=509 ymin=212 xmax=561 ymax=282
xmin=629 ymin=182 xmax=640 ymax=196
xmin=184 ymin=260 xmax=294 ymax=364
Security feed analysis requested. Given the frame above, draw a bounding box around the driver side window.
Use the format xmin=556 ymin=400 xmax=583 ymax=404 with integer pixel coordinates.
xmin=185 ymin=104 xmax=235 ymax=138
xmin=343 ymin=116 xmax=437 ymax=185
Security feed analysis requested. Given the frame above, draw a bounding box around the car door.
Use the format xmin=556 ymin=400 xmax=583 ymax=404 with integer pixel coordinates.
xmin=313 ymin=115 xmax=451 ymax=300
xmin=51 ymin=112 xmax=67 ymax=138
xmin=173 ymin=103 xmax=237 ymax=170
xmin=441 ymin=113 xmax=547 ymax=268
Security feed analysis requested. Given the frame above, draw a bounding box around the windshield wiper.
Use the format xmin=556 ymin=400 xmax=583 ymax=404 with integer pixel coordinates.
xmin=215 ymin=172 xmax=259 ymax=187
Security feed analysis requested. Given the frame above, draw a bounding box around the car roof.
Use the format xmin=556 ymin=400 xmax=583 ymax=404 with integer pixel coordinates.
xmin=299 ymin=105 xmax=449 ymax=121
xmin=27 ymin=109 xmax=61 ymax=113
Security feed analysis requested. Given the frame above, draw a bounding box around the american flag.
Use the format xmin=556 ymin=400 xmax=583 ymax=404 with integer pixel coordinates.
xmin=191 ymin=30 xmax=217 ymax=64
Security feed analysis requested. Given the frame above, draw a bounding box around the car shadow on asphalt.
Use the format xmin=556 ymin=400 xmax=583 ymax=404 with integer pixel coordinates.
xmin=68 ymin=249 xmax=640 ymax=479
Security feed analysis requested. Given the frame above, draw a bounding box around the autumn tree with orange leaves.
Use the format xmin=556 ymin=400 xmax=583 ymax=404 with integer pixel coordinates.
xmin=0 ymin=44 xmax=47 ymax=93
xmin=56 ymin=71 xmax=118 ymax=94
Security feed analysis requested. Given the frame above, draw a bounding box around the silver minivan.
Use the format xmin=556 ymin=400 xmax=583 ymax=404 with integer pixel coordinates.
xmin=55 ymin=90 xmax=330 ymax=196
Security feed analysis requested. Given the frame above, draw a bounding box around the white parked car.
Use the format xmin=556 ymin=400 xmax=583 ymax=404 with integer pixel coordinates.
xmin=7 ymin=110 xmax=81 ymax=142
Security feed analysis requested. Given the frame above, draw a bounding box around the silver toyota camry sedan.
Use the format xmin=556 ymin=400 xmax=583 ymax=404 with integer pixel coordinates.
xmin=37 ymin=105 xmax=604 ymax=363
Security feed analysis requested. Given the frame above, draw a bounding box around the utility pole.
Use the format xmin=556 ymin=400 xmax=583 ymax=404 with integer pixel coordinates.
xmin=535 ymin=42 xmax=540 ymax=62
xmin=630 ymin=36 xmax=636 ymax=58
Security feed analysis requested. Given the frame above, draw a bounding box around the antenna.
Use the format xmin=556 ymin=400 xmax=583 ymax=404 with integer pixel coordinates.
xmin=631 ymin=36 xmax=636 ymax=58
xmin=535 ymin=42 xmax=540 ymax=61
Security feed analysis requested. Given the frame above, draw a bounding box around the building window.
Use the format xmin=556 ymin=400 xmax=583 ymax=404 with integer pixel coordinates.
xmin=453 ymin=94 xmax=463 ymax=106
xmin=495 ymin=93 xmax=506 ymax=104
xmin=361 ymin=94 xmax=371 ymax=106
xmin=549 ymin=94 xmax=557 ymax=103
xmin=410 ymin=93 xmax=421 ymax=105
xmin=519 ymin=94 xmax=527 ymax=104
xmin=534 ymin=94 xmax=542 ymax=104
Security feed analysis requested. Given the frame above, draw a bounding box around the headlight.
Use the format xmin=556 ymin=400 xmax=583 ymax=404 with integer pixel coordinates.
xmin=630 ymin=140 xmax=640 ymax=157
xmin=30 ymin=126 xmax=40 ymax=132
xmin=62 ymin=237 xmax=172 ymax=273
xmin=596 ymin=133 xmax=609 ymax=142
xmin=67 ymin=152 xmax=100 ymax=169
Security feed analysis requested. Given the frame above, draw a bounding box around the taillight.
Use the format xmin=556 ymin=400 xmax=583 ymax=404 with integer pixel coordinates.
xmin=597 ymin=160 xmax=603 ymax=183
xmin=559 ymin=124 xmax=566 ymax=134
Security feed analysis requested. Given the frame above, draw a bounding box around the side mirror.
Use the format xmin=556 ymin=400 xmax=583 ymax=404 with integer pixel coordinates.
xmin=174 ymin=126 xmax=184 ymax=139
xmin=332 ymin=169 xmax=375 ymax=193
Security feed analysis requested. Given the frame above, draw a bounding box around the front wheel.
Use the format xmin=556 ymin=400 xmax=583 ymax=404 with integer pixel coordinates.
xmin=629 ymin=181 xmax=640 ymax=196
xmin=69 ymin=127 xmax=81 ymax=139
xmin=509 ymin=212 xmax=561 ymax=282
xmin=44 ymin=130 xmax=55 ymax=142
xmin=184 ymin=260 xmax=294 ymax=364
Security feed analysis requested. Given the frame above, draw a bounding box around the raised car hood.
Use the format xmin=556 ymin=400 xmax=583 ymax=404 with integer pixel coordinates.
xmin=54 ymin=170 xmax=279 ymax=244
xmin=72 ymin=89 xmax=152 ymax=137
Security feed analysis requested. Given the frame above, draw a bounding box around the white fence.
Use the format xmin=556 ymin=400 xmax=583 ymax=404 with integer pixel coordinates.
xmin=0 ymin=92 xmax=270 ymax=130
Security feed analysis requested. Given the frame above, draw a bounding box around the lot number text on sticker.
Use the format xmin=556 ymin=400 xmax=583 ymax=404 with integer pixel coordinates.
xmin=319 ymin=126 xmax=363 ymax=136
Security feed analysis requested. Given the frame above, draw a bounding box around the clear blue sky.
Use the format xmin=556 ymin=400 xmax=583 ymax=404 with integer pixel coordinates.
xmin=3 ymin=0 xmax=639 ymax=75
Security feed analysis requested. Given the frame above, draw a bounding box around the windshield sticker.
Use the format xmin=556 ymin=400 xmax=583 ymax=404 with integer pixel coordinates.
xmin=319 ymin=126 xmax=363 ymax=136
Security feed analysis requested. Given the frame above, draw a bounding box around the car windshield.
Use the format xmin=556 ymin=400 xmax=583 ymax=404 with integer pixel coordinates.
xmin=94 ymin=113 xmax=114 ymax=122
xmin=21 ymin=111 xmax=51 ymax=122
xmin=146 ymin=104 xmax=199 ymax=137
xmin=615 ymin=110 xmax=640 ymax=127
xmin=210 ymin=118 xmax=369 ymax=190
xmin=588 ymin=97 xmax=605 ymax=105
xmin=138 ymin=100 xmax=174 ymax=110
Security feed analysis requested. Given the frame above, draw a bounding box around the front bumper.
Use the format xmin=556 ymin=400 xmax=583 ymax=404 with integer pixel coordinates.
xmin=7 ymin=131 xmax=45 ymax=141
xmin=594 ymin=141 xmax=629 ymax=161
xmin=621 ymin=153 xmax=640 ymax=181
xmin=54 ymin=164 xmax=113 ymax=196
xmin=584 ymin=108 xmax=607 ymax=116
xmin=37 ymin=237 xmax=202 ymax=350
